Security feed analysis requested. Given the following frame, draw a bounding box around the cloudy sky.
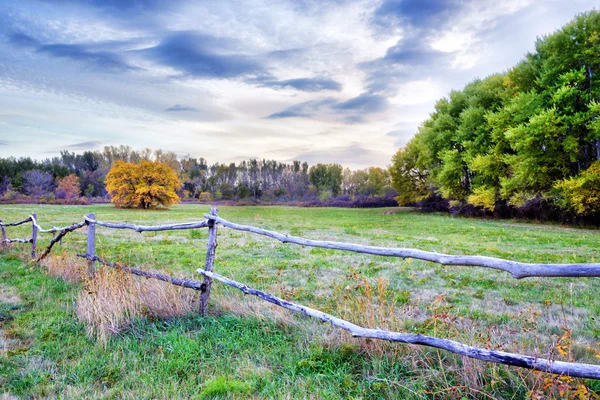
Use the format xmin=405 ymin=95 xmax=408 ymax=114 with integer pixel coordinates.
xmin=0 ymin=0 xmax=596 ymax=168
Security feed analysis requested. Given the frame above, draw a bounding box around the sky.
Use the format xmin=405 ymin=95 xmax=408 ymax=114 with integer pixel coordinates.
xmin=0 ymin=0 xmax=597 ymax=169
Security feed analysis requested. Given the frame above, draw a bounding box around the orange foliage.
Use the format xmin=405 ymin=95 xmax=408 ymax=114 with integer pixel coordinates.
xmin=56 ymin=174 xmax=80 ymax=199
xmin=105 ymin=160 xmax=181 ymax=209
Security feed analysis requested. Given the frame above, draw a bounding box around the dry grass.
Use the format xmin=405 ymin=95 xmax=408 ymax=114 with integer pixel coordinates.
xmin=76 ymin=266 xmax=195 ymax=343
xmin=41 ymin=251 xmax=87 ymax=282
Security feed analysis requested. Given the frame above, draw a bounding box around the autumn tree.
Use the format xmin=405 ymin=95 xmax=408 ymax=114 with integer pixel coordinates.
xmin=105 ymin=160 xmax=181 ymax=209
xmin=55 ymin=174 xmax=80 ymax=200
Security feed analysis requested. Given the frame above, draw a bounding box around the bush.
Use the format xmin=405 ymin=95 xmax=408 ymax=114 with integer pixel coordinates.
xmin=304 ymin=195 xmax=398 ymax=208
xmin=555 ymin=161 xmax=600 ymax=216
xmin=416 ymin=193 xmax=449 ymax=213
xmin=199 ymin=191 xmax=213 ymax=202
xmin=467 ymin=187 xmax=496 ymax=211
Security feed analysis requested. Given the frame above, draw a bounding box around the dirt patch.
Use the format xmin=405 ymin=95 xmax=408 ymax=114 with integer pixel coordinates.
xmin=0 ymin=285 xmax=20 ymax=304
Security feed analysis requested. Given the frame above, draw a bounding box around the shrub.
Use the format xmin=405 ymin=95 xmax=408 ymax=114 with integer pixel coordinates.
xmin=555 ymin=161 xmax=600 ymax=216
xmin=467 ymin=186 xmax=496 ymax=211
xmin=199 ymin=191 xmax=213 ymax=202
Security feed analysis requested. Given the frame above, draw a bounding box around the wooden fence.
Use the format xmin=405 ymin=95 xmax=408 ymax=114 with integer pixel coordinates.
xmin=2 ymin=207 xmax=600 ymax=379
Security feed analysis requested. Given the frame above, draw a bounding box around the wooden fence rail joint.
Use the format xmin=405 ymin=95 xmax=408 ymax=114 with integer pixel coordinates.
xmin=36 ymin=221 xmax=87 ymax=262
xmin=199 ymin=206 xmax=218 ymax=316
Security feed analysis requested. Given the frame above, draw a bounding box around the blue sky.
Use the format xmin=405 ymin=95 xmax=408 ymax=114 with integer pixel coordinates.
xmin=0 ymin=0 xmax=596 ymax=168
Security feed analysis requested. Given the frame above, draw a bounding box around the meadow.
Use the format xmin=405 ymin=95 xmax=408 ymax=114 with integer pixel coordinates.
xmin=1 ymin=204 xmax=600 ymax=399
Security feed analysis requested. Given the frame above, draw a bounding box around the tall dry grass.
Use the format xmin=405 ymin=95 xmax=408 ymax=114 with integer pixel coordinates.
xmin=40 ymin=250 xmax=86 ymax=282
xmin=76 ymin=265 xmax=196 ymax=343
xmin=323 ymin=271 xmax=599 ymax=399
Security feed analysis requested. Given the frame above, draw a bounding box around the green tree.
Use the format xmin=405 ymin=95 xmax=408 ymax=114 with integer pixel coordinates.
xmin=308 ymin=164 xmax=343 ymax=197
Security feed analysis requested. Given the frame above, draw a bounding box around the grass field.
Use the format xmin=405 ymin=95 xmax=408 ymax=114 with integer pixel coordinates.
xmin=1 ymin=204 xmax=600 ymax=399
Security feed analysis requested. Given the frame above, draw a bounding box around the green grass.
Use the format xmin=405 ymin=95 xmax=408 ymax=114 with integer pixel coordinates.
xmin=1 ymin=204 xmax=600 ymax=398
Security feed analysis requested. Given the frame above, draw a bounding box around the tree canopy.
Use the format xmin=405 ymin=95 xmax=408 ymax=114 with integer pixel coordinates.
xmin=390 ymin=10 xmax=600 ymax=219
xmin=105 ymin=160 xmax=181 ymax=209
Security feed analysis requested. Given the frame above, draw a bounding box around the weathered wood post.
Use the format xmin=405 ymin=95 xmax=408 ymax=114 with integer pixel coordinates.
xmin=199 ymin=206 xmax=218 ymax=315
xmin=0 ymin=220 xmax=7 ymax=249
xmin=31 ymin=213 xmax=38 ymax=259
xmin=86 ymin=213 xmax=96 ymax=276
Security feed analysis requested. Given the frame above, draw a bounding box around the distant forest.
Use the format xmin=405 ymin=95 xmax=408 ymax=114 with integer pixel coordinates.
xmin=390 ymin=10 xmax=600 ymax=223
xmin=0 ymin=146 xmax=397 ymax=207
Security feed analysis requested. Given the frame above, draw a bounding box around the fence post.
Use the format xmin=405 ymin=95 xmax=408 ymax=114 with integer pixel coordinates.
xmin=199 ymin=206 xmax=218 ymax=315
xmin=31 ymin=213 xmax=38 ymax=259
xmin=0 ymin=219 xmax=6 ymax=249
xmin=86 ymin=213 xmax=96 ymax=276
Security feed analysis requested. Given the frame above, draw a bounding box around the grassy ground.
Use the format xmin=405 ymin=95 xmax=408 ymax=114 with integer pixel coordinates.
xmin=1 ymin=204 xmax=600 ymax=398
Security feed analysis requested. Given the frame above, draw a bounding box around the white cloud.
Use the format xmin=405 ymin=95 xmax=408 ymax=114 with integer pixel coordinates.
xmin=0 ymin=0 xmax=598 ymax=168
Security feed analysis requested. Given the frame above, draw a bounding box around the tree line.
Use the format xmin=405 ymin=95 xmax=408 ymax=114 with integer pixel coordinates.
xmin=0 ymin=145 xmax=396 ymax=204
xmin=390 ymin=10 xmax=600 ymax=221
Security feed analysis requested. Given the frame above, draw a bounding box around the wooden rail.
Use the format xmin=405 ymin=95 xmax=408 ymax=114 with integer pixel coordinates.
xmin=205 ymin=214 xmax=600 ymax=279
xmin=1 ymin=208 xmax=600 ymax=379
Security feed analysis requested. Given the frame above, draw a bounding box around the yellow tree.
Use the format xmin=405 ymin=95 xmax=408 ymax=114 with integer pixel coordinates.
xmin=105 ymin=160 xmax=181 ymax=208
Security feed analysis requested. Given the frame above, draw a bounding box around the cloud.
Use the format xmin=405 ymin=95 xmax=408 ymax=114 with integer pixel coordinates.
xmin=267 ymin=93 xmax=387 ymax=120
xmin=360 ymin=38 xmax=453 ymax=94
xmin=267 ymin=98 xmax=337 ymax=119
xmin=7 ymin=32 xmax=134 ymax=72
xmin=0 ymin=140 xmax=10 ymax=146
xmin=382 ymin=42 xmax=450 ymax=65
xmin=65 ymin=140 xmax=103 ymax=150
xmin=374 ymin=0 xmax=469 ymax=31
xmin=292 ymin=143 xmax=391 ymax=168
xmin=85 ymin=0 xmax=165 ymax=12
xmin=332 ymin=93 xmax=388 ymax=113
xmin=37 ymin=44 xmax=134 ymax=71
xmin=340 ymin=115 xmax=366 ymax=124
xmin=259 ymin=77 xmax=342 ymax=92
xmin=165 ymin=104 xmax=198 ymax=112
xmin=147 ymin=31 xmax=267 ymax=79
xmin=8 ymin=32 xmax=39 ymax=48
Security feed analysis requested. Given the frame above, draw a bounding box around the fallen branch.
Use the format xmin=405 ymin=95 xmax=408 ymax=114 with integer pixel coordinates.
xmin=199 ymin=269 xmax=600 ymax=380
xmin=36 ymin=221 xmax=87 ymax=261
xmin=84 ymin=216 xmax=209 ymax=232
xmin=0 ymin=217 xmax=32 ymax=227
xmin=206 ymin=215 xmax=600 ymax=279
xmin=78 ymin=254 xmax=205 ymax=291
